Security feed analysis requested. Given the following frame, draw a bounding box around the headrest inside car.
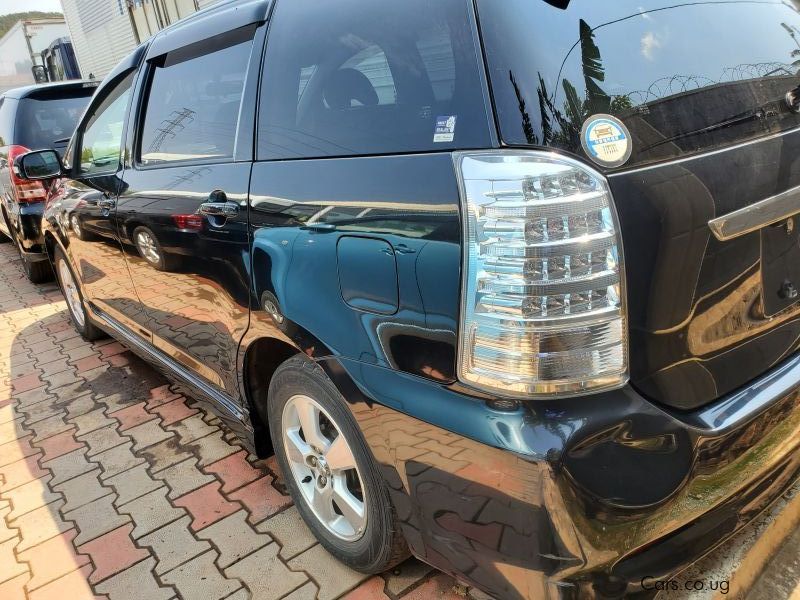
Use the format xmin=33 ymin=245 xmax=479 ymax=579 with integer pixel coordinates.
xmin=323 ymin=68 xmax=379 ymax=109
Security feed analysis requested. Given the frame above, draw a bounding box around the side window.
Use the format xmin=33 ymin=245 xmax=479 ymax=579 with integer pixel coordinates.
xmin=339 ymin=46 xmax=396 ymax=106
xmin=138 ymin=38 xmax=252 ymax=166
xmin=258 ymin=0 xmax=489 ymax=159
xmin=79 ymin=73 xmax=135 ymax=176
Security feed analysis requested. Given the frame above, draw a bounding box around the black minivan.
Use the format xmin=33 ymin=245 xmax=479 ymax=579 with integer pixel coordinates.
xmin=14 ymin=1 xmax=800 ymax=597
xmin=0 ymin=81 xmax=97 ymax=282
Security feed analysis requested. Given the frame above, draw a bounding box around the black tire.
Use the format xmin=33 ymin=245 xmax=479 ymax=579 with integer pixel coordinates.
xmin=53 ymin=246 xmax=106 ymax=341
xmin=132 ymin=225 xmax=177 ymax=271
xmin=268 ymin=355 xmax=409 ymax=573
xmin=0 ymin=208 xmax=11 ymax=244
xmin=21 ymin=254 xmax=54 ymax=284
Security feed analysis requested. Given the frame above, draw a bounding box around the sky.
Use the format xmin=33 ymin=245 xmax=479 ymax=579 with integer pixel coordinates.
xmin=0 ymin=0 xmax=63 ymax=16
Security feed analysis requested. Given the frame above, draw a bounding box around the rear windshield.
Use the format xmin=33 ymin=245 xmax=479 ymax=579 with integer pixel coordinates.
xmin=477 ymin=0 xmax=800 ymax=169
xmin=17 ymin=90 xmax=93 ymax=150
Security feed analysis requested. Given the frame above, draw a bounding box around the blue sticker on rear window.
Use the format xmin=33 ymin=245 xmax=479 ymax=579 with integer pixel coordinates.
xmin=580 ymin=115 xmax=632 ymax=168
xmin=434 ymin=115 xmax=457 ymax=143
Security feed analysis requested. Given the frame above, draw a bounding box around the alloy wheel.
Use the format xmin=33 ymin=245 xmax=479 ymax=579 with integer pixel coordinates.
xmin=135 ymin=230 xmax=161 ymax=265
xmin=58 ymin=258 xmax=85 ymax=328
xmin=281 ymin=394 xmax=367 ymax=541
xmin=70 ymin=215 xmax=82 ymax=238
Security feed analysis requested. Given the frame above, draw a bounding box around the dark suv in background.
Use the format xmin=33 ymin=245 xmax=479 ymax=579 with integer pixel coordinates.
xmin=13 ymin=0 xmax=800 ymax=597
xmin=0 ymin=81 xmax=97 ymax=282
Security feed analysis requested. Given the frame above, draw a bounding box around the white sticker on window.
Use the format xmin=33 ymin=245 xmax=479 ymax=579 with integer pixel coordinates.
xmin=433 ymin=115 xmax=457 ymax=143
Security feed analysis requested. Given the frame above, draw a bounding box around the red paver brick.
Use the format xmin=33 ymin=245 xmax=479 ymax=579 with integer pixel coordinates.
xmin=202 ymin=450 xmax=262 ymax=494
xmin=11 ymin=373 xmax=44 ymax=394
xmin=0 ymin=573 xmax=29 ymax=600
xmin=228 ymin=475 xmax=292 ymax=524
xmin=35 ymin=430 xmax=84 ymax=462
xmin=110 ymin=403 xmax=156 ymax=432
xmin=18 ymin=528 xmax=91 ymax=591
xmin=151 ymin=397 xmax=197 ymax=427
xmin=400 ymin=575 xmax=463 ymax=600
xmin=98 ymin=342 xmax=127 ymax=359
xmin=107 ymin=354 xmax=130 ymax=368
xmin=344 ymin=576 xmax=391 ymax=600
xmin=45 ymin=321 xmax=72 ymax=334
xmin=173 ymin=482 xmax=240 ymax=531
xmin=145 ymin=385 xmax=181 ymax=409
xmin=27 ymin=564 xmax=105 ymax=600
xmin=78 ymin=523 xmax=150 ymax=584
xmin=73 ymin=356 xmax=104 ymax=373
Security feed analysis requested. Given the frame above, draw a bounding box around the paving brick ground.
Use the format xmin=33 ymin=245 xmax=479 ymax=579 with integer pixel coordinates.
xmin=0 ymin=243 xmax=468 ymax=600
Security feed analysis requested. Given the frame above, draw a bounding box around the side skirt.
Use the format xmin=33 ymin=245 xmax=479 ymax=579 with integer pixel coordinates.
xmin=88 ymin=302 xmax=257 ymax=450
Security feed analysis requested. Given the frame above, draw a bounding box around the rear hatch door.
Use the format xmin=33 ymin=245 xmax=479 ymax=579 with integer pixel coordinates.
xmin=477 ymin=0 xmax=800 ymax=409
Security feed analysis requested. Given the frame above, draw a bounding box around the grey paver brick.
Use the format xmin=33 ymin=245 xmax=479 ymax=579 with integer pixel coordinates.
xmin=161 ymin=550 xmax=241 ymax=600
xmin=196 ymin=510 xmax=272 ymax=568
xmin=43 ymin=447 xmax=94 ymax=486
xmin=95 ymin=441 xmax=146 ymax=481
xmin=28 ymin=412 xmax=71 ymax=443
xmin=13 ymin=388 xmax=51 ymax=409
xmin=65 ymin=494 xmax=130 ymax=545
xmin=167 ymin=413 xmax=218 ymax=445
xmin=0 ymin=538 xmax=28 ymax=583
xmin=18 ymin=400 xmax=62 ymax=425
xmin=282 ymin=582 xmax=320 ymax=600
xmin=385 ymin=558 xmax=435 ymax=597
xmin=0 ymin=417 xmax=27 ymax=445
xmin=224 ymin=588 xmax=251 ymax=600
xmin=288 ymin=544 xmax=369 ymax=600
xmin=153 ymin=456 xmax=215 ymax=499
xmin=95 ymin=556 xmax=175 ymax=600
xmin=70 ymin=407 xmax=114 ymax=437
xmin=118 ymin=487 xmax=185 ymax=539
xmin=14 ymin=500 xmax=71 ymax=552
xmin=225 ymin=543 xmax=308 ymax=600
xmin=141 ymin=438 xmax=193 ymax=473
xmin=79 ymin=423 xmax=131 ymax=457
xmin=127 ymin=419 xmax=174 ymax=451
xmin=255 ymin=506 xmax=316 ymax=560
xmin=53 ymin=468 xmax=111 ymax=513
xmin=191 ymin=430 xmax=239 ymax=467
xmin=139 ymin=516 xmax=211 ymax=575
xmin=3 ymin=475 xmax=61 ymax=521
xmin=0 ymin=503 xmax=19 ymax=543
xmin=107 ymin=463 xmax=161 ymax=506
xmin=45 ymin=369 xmax=85 ymax=391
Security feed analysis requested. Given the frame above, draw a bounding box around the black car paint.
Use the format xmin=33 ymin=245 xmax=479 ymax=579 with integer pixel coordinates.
xmin=477 ymin=0 xmax=800 ymax=409
xmin=34 ymin=0 xmax=800 ymax=598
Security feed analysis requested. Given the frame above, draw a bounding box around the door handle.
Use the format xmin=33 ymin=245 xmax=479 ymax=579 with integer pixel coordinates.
xmin=199 ymin=202 xmax=239 ymax=218
xmin=98 ymin=197 xmax=116 ymax=210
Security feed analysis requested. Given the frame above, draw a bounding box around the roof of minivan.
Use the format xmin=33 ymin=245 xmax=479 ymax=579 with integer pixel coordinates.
xmin=2 ymin=80 xmax=99 ymax=101
xmin=154 ymin=0 xmax=269 ymax=36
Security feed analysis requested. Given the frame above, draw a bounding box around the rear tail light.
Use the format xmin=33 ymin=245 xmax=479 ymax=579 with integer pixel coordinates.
xmin=8 ymin=146 xmax=47 ymax=202
xmin=455 ymin=150 xmax=628 ymax=398
xmin=173 ymin=214 xmax=204 ymax=231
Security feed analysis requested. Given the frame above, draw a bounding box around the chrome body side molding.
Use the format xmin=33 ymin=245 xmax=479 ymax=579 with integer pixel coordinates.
xmin=709 ymin=184 xmax=800 ymax=241
xmin=88 ymin=302 xmax=252 ymax=431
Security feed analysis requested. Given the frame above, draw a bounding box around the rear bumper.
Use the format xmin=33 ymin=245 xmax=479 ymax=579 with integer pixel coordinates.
xmin=321 ymin=352 xmax=800 ymax=599
xmin=13 ymin=202 xmax=46 ymax=255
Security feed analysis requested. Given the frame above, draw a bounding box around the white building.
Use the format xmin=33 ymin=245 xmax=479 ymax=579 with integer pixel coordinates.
xmin=0 ymin=18 xmax=71 ymax=93
xmin=60 ymin=0 xmax=220 ymax=80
